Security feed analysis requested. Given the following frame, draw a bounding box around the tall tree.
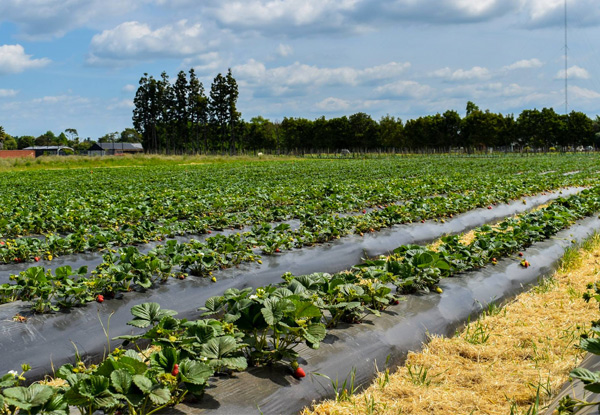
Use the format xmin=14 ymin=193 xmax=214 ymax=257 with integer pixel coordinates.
xmin=209 ymin=72 xmax=229 ymax=152
xmin=133 ymin=73 xmax=160 ymax=152
xmin=225 ymin=68 xmax=240 ymax=154
xmin=172 ymin=70 xmax=189 ymax=150
xmin=188 ymin=68 xmax=208 ymax=152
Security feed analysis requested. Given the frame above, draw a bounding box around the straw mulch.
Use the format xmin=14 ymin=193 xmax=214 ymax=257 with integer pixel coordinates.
xmin=303 ymin=234 xmax=600 ymax=414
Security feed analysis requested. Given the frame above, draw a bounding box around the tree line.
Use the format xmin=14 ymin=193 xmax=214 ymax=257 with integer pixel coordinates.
xmin=2 ymin=68 xmax=600 ymax=153
xmin=130 ymin=68 xmax=599 ymax=152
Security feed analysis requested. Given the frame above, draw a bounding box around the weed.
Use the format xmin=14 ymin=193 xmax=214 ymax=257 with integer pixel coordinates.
xmin=405 ymin=364 xmax=442 ymax=387
xmin=532 ymin=276 xmax=558 ymax=294
xmin=463 ymin=319 xmax=491 ymax=345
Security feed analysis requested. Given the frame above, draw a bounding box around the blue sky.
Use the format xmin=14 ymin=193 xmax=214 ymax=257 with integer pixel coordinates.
xmin=1 ymin=0 xmax=599 ymax=140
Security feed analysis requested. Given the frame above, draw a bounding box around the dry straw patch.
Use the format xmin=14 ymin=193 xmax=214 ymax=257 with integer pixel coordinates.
xmin=303 ymin=234 xmax=600 ymax=415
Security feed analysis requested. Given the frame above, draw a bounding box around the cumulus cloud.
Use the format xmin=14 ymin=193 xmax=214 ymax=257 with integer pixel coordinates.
xmin=213 ymin=0 xmax=361 ymax=33
xmin=316 ymin=97 xmax=352 ymax=111
xmin=32 ymin=95 xmax=90 ymax=105
xmin=430 ymin=66 xmax=491 ymax=81
xmin=443 ymin=82 xmax=532 ymax=99
xmin=122 ymin=84 xmax=136 ymax=93
xmin=107 ymin=99 xmax=134 ymax=110
xmin=0 ymin=0 xmax=138 ymax=39
xmin=0 ymin=44 xmax=50 ymax=75
xmin=87 ymin=20 xmax=210 ymax=65
xmin=0 ymin=89 xmax=19 ymax=98
xmin=524 ymin=0 xmax=600 ymax=28
xmin=555 ymin=65 xmax=590 ymax=80
xmin=277 ymin=44 xmax=293 ymax=57
xmin=503 ymin=58 xmax=543 ymax=70
xmin=234 ymin=60 xmax=411 ymax=95
xmin=570 ymin=86 xmax=600 ymax=100
xmin=375 ymin=80 xmax=433 ymax=99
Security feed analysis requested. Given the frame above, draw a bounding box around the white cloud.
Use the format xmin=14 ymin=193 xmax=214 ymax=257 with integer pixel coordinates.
xmin=316 ymin=97 xmax=352 ymax=111
xmin=524 ymin=0 xmax=600 ymax=28
xmin=570 ymin=86 xmax=600 ymax=100
xmin=376 ymin=80 xmax=433 ymax=99
xmin=277 ymin=44 xmax=293 ymax=57
xmin=503 ymin=58 xmax=543 ymax=70
xmin=107 ymin=99 xmax=134 ymax=110
xmin=214 ymin=0 xmax=360 ymax=29
xmin=87 ymin=20 xmax=210 ymax=65
xmin=234 ymin=60 xmax=411 ymax=95
xmin=32 ymin=95 xmax=90 ymax=105
xmin=430 ymin=66 xmax=491 ymax=81
xmin=555 ymin=65 xmax=590 ymax=80
xmin=0 ymin=0 xmax=139 ymax=39
xmin=0 ymin=89 xmax=19 ymax=98
xmin=0 ymin=44 xmax=50 ymax=75
xmin=122 ymin=84 xmax=136 ymax=93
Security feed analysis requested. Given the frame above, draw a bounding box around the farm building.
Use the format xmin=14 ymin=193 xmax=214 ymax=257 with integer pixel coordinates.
xmin=24 ymin=146 xmax=73 ymax=157
xmin=89 ymin=142 xmax=144 ymax=155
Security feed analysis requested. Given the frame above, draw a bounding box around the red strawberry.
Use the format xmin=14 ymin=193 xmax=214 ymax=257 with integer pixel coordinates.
xmin=362 ymin=209 xmax=366 ymax=214
xmin=96 ymin=295 xmax=104 ymax=303
xmin=518 ymin=252 xmax=524 ymax=257
xmin=293 ymin=367 xmax=306 ymax=378
xmin=34 ymin=257 xmax=40 ymax=262
xmin=208 ymin=230 xmax=212 ymax=234
xmin=275 ymin=248 xmax=281 ymax=253
xmin=420 ymin=220 xmax=425 ymax=223
xmin=487 ymin=206 xmax=492 ymax=210
xmin=171 ymin=364 xmax=179 ymax=376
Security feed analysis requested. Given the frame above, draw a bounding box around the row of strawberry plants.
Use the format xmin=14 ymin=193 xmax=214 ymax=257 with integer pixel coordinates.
xmin=0 ymin=174 xmax=587 ymax=267
xmin=2 ymin=187 xmax=600 ymax=414
xmin=1 ymin=186 xmax=598 ymax=312
xmin=1 ymin=156 xmax=596 ymax=264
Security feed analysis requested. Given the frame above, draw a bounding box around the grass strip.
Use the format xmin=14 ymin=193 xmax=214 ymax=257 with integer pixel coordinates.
xmin=302 ymin=233 xmax=600 ymax=414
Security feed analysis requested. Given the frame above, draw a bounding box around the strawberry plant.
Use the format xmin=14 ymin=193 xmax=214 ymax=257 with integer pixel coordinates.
xmin=201 ymin=287 xmax=326 ymax=365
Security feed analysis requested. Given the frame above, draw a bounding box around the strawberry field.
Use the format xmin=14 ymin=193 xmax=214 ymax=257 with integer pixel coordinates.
xmin=1 ymin=154 xmax=600 ymax=414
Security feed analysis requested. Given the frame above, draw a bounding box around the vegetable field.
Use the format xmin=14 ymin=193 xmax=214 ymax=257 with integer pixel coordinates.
xmin=1 ymin=154 xmax=600 ymax=414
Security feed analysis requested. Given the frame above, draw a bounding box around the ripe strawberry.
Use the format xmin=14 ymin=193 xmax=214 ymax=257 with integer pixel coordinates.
xmin=34 ymin=256 xmax=40 ymax=262
xmin=518 ymin=252 xmax=524 ymax=257
xmin=171 ymin=364 xmax=179 ymax=376
xmin=362 ymin=209 xmax=366 ymax=214
xmin=207 ymin=230 xmax=212 ymax=234
xmin=420 ymin=219 xmax=425 ymax=223
xmin=97 ymin=295 xmax=104 ymax=303
xmin=275 ymin=248 xmax=281 ymax=253
xmin=487 ymin=206 xmax=492 ymax=210
xmin=293 ymin=367 xmax=306 ymax=378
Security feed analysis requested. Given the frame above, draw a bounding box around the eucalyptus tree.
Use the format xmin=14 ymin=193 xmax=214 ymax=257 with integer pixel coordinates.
xmin=188 ymin=68 xmax=208 ymax=152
